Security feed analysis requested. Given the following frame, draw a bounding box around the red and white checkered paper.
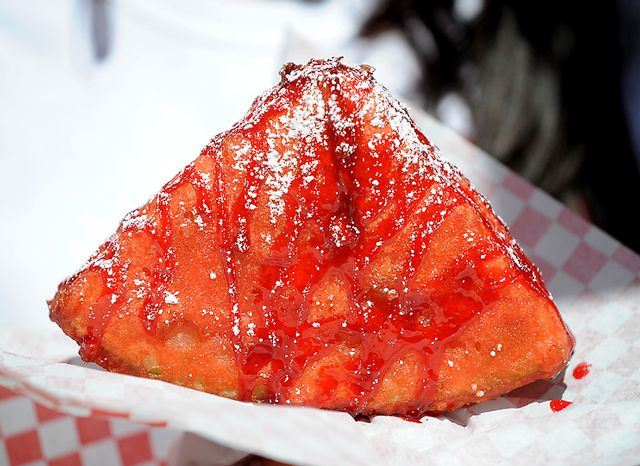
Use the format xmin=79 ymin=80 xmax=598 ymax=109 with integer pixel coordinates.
xmin=1 ymin=112 xmax=639 ymax=466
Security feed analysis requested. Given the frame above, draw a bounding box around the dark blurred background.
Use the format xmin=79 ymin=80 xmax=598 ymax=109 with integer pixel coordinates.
xmin=358 ymin=0 xmax=640 ymax=252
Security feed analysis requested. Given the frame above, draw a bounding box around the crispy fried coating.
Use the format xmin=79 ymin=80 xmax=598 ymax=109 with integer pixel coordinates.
xmin=49 ymin=58 xmax=574 ymax=416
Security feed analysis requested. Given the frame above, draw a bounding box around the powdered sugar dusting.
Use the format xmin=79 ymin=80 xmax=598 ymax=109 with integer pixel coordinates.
xmin=121 ymin=210 xmax=151 ymax=231
xmin=203 ymin=56 xmax=543 ymax=305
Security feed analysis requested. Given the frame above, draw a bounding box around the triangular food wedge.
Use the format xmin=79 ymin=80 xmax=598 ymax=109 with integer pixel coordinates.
xmin=50 ymin=58 xmax=574 ymax=416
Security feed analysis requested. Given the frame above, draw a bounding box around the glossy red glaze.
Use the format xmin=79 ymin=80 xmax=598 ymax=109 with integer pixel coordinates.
xmin=550 ymin=399 xmax=572 ymax=412
xmin=572 ymin=362 xmax=591 ymax=380
xmin=55 ymin=58 xmax=570 ymax=416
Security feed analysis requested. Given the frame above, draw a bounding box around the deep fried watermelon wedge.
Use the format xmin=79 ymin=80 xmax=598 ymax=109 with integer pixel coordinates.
xmin=49 ymin=58 xmax=574 ymax=416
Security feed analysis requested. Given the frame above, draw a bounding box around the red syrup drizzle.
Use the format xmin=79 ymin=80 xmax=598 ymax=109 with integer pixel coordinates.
xmin=550 ymin=399 xmax=572 ymax=412
xmin=64 ymin=61 xmax=555 ymax=416
xmin=572 ymin=362 xmax=591 ymax=380
xmin=75 ymin=241 xmax=130 ymax=362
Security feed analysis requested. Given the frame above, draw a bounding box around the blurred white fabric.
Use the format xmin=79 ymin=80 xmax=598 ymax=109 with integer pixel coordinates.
xmin=0 ymin=0 xmax=421 ymax=334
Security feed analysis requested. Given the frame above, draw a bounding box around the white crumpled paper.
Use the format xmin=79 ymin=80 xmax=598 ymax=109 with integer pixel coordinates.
xmin=2 ymin=113 xmax=639 ymax=465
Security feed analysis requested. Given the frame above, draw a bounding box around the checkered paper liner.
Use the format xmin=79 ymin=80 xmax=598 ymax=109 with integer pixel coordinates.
xmin=0 ymin=384 xmax=179 ymax=466
xmin=1 ymin=112 xmax=639 ymax=466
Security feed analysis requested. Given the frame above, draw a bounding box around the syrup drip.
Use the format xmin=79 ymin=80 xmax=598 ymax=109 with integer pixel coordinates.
xmin=399 ymin=416 xmax=423 ymax=424
xmin=550 ymin=399 xmax=572 ymax=412
xmin=572 ymin=362 xmax=591 ymax=380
